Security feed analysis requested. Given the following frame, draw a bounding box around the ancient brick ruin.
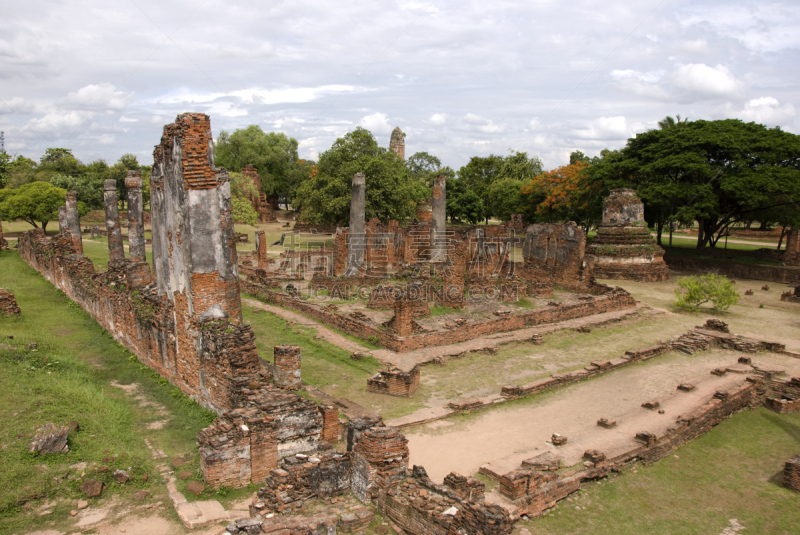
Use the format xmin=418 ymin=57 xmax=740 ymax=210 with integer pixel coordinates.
xmin=389 ymin=127 xmax=405 ymax=160
xmin=587 ymin=189 xmax=669 ymax=282
xmin=13 ymin=111 xmax=800 ymax=535
xmin=242 ymin=164 xmax=277 ymax=223
xmin=0 ymin=288 xmax=21 ymax=316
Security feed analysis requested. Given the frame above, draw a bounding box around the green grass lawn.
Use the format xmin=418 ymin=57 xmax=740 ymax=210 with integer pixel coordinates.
xmin=523 ymin=407 xmax=800 ymax=535
xmin=0 ymin=250 xmax=217 ymax=532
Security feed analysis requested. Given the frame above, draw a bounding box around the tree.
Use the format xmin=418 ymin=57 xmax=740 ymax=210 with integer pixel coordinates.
xmin=0 ymin=181 xmax=66 ymax=231
xmin=519 ymin=160 xmax=602 ymax=230
xmin=608 ymin=119 xmax=800 ymax=248
xmin=457 ymin=155 xmax=504 ymax=203
xmin=292 ymin=127 xmax=418 ymax=225
xmin=0 ymin=152 xmax=10 ymax=189
xmin=458 ymin=151 xmax=543 ymax=221
xmin=446 ymin=177 xmax=485 ymax=224
xmin=214 ymin=126 xmax=303 ymax=208
xmin=39 ymin=148 xmax=82 ymax=176
xmin=658 ymin=115 xmax=688 ymax=130
xmin=228 ymin=171 xmax=258 ymax=225
xmin=569 ymin=150 xmax=590 ymax=165
xmin=407 ymin=151 xmax=442 ymax=187
xmin=674 ymin=274 xmax=740 ymax=311
xmin=486 ymin=178 xmax=525 ymax=222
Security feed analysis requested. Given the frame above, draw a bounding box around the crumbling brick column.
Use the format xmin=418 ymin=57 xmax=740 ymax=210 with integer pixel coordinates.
xmin=103 ymin=179 xmax=125 ymax=265
xmin=346 ymin=173 xmax=366 ymax=277
xmin=65 ymin=191 xmax=83 ymax=254
xmin=255 ymin=231 xmax=268 ymax=270
xmin=58 ymin=206 xmax=68 ymax=236
xmin=125 ymin=171 xmax=146 ymax=263
xmin=320 ymin=404 xmax=341 ymax=444
xmin=351 ymin=426 xmax=409 ymax=503
xmin=273 ymin=345 xmax=302 ymax=390
xmin=387 ymin=292 xmax=415 ymax=337
xmin=389 ymin=127 xmax=405 ymax=159
xmin=430 ymin=175 xmax=447 ymax=262
xmin=149 ymin=113 xmax=242 ymax=322
xmin=0 ymin=220 xmax=6 ymax=250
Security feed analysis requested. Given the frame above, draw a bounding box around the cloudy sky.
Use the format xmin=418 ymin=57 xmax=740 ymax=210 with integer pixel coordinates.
xmin=1 ymin=0 xmax=798 ymax=171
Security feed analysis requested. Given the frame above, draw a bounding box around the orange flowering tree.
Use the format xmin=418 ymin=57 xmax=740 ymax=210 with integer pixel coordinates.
xmin=520 ymin=160 xmax=602 ymax=230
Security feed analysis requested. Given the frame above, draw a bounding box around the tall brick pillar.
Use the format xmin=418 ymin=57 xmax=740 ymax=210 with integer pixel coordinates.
xmin=430 ymin=175 xmax=447 ymax=262
xmin=65 ymin=191 xmax=83 ymax=254
xmin=273 ymin=345 xmax=302 ymax=390
xmin=320 ymin=404 xmax=342 ymax=444
xmin=255 ymin=230 xmax=268 ymax=269
xmin=345 ymin=173 xmax=366 ymax=277
xmin=388 ymin=292 xmax=415 ymax=337
xmin=58 ymin=206 xmax=68 ymax=235
xmin=125 ymin=171 xmax=146 ymax=263
xmin=389 ymin=127 xmax=405 ymax=160
xmin=0 ymin=220 xmax=6 ymax=250
xmin=103 ymin=179 xmax=125 ymax=265
xmin=124 ymin=171 xmax=152 ymax=287
xmin=149 ymin=113 xmax=242 ymax=323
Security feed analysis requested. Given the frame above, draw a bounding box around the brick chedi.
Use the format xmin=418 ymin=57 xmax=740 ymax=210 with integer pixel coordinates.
xmin=586 ymin=188 xmax=669 ymax=282
xmin=389 ymin=127 xmax=405 ymax=160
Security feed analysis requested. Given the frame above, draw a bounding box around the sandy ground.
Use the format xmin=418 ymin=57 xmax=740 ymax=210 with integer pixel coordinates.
xmin=404 ymin=350 xmax=800 ymax=484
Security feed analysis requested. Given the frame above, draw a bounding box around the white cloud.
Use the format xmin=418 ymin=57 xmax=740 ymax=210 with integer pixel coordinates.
xmin=611 ymin=69 xmax=669 ymax=100
xmin=359 ymin=112 xmax=391 ymax=134
xmin=218 ymin=42 xmax=275 ymax=58
xmin=463 ymin=113 xmax=503 ymax=133
xmin=27 ymin=110 xmax=90 ymax=132
xmin=118 ymin=115 xmax=137 ymax=123
xmin=722 ymin=97 xmax=796 ymax=126
xmin=681 ymin=39 xmax=710 ymax=54
xmin=65 ymin=83 xmax=133 ymax=111
xmin=572 ymin=116 xmax=629 ymax=140
xmin=671 ymin=63 xmax=742 ymax=100
xmin=428 ymin=113 xmax=448 ymax=125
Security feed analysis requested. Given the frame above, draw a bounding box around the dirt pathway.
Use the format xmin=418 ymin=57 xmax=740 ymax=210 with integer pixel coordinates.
xmin=403 ymin=349 xmax=800 ymax=485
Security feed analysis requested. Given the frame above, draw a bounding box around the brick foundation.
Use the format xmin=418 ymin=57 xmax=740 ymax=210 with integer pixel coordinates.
xmin=367 ymin=365 xmax=421 ymax=397
xmin=273 ymin=345 xmax=302 ymax=390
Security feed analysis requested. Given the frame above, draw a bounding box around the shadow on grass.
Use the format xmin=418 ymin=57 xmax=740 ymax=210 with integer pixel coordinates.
xmin=760 ymin=410 xmax=800 ymax=445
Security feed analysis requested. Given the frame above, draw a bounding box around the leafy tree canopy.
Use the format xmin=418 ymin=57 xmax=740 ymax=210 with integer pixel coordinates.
xmin=606 ymin=119 xmax=800 ymax=248
xmin=0 ymin=181 xmax=66 ymax=231
xmin=520 ymin=160 xmax=602 ymax=230
xmin=214 ymin=125 xmax=303 ymax=206
xmin=292 ymin=127 xmax=418 ymax=225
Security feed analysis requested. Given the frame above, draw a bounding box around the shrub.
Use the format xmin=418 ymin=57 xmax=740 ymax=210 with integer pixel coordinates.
xmin=674 ymin=274 xmax=740 ymax=311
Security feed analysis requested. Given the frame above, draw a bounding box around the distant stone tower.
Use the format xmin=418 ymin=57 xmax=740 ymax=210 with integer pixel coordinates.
xmin=390 ymin=127 xmax=405 ymax=160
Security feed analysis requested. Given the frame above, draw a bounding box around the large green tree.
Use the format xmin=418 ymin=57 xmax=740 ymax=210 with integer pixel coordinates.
xmin=0 ymin=182 xmax=67 ymax=231
xmin=214 ymin=125 xmax=303 ymax=207
xmin=292 ymin=127 xmax=418 ymax=225
xmin=608 ymin=119 xmax=800 ymax=248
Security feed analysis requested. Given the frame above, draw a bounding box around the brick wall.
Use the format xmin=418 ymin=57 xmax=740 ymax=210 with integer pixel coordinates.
xmin=664 ymin=255 xmax=800 ymax=284
xmin=241 ymin=277 xmax=637 ymax=353
xmin=367 ymin=365 xmax=421 ymax=397
xmin=784 ymin=454 xmax=800 ymax=492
